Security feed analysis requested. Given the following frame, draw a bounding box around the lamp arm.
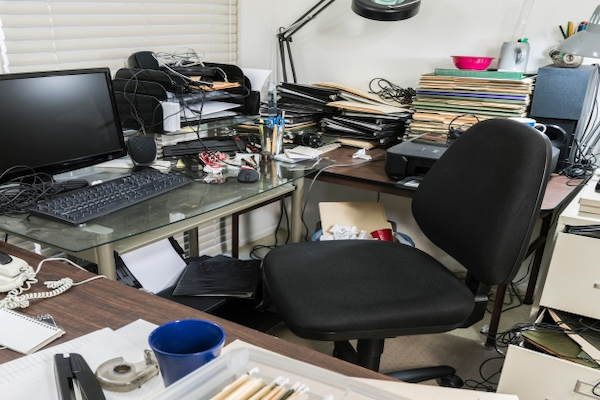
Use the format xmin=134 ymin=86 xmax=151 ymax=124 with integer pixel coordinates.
xmin=277 ymin=0 xmax=337 ymax=83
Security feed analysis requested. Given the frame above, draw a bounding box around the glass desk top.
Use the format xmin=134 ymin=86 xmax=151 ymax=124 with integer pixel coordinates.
xmin=0 ymin=158 xmax=331 ymax=253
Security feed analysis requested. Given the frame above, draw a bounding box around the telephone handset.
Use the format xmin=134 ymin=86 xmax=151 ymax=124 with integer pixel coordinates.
xmin=0 ymin=251 xmax=36 ymax=293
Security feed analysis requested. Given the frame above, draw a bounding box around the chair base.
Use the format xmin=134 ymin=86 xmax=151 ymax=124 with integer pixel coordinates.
xmin=333 ymin=339 xmax=464 ymax=388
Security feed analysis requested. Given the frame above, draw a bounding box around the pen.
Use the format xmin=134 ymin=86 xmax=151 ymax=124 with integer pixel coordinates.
xmin=559 ymin=25 xmax=566 ymax=39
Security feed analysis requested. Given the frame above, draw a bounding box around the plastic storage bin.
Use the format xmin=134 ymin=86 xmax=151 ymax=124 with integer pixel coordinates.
xmin=149 ymin=347 xmax=409 ymax=400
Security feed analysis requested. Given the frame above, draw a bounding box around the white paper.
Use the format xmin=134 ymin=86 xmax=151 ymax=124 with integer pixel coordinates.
xmin=181 ymin=101 xmax=240 ymax=120
xmin=241 ymin=68 xmax=272 ymax=91
xmin=0 ymin=320 xmax=161 ymax=400
xmin=161 ymin=102 xmax=182 ymax=132
xmin=95 ymin=156 xmax=172 ymax=172
xmin=120 ymin=239 xmax=187 ymax=294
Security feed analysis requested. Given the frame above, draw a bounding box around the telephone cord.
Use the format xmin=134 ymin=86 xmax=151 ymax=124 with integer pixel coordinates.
xmin=0 ymin=257 xmax=106 ymax=309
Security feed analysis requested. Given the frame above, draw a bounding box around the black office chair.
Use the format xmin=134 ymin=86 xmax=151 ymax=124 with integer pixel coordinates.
xmin=262 ymin=118 xmax=552 ymax=386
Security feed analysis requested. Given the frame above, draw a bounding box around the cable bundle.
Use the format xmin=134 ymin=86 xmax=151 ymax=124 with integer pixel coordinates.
xmin=0 ymin=167 xmax=63 ymax=216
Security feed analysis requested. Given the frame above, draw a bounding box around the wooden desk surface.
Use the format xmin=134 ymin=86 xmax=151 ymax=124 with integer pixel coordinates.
xmin=0 ymin=242 xmax=392 ymax=381
xmin=319 ymin=146 xmax=585 ymax=212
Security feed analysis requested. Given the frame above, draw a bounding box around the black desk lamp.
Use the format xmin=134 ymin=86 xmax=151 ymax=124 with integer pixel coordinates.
xmin=278 ymin=0 xmax=421 ymax=83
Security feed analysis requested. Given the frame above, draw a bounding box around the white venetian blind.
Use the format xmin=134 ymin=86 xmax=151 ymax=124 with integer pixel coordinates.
xmin=0 ymin=0 xmax=238 ymax=74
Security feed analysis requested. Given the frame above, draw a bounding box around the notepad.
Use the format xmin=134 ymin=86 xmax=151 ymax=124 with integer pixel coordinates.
xmin=0 ymin=308 xmax=65 ymax=354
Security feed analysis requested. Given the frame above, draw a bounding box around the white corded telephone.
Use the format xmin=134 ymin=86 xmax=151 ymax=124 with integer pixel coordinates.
xmin=0 ymin=250 xmax=104 ymax=309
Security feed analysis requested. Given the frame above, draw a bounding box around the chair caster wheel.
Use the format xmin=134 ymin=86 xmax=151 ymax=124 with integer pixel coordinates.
xmin=437 ymin=375 xmax=464 ymax=388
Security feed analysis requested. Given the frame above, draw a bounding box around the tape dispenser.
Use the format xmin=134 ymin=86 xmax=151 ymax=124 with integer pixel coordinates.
xmin=95 ymin=350 xmax=159 ymax=392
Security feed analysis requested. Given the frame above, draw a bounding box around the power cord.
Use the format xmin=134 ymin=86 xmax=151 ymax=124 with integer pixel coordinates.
xmin=0 ymin=167 xmax=89 ymax=217
xmin=368 ymin=78 xmax=415 ymax=104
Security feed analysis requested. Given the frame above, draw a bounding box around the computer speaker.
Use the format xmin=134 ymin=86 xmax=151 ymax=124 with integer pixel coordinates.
xmin=127 ymin=136 xmax=157 ymax=167
xmin=127 ymin=51 xmax=160 ymax=70
xmin=543 ymin=124 xmax=567 ymax=149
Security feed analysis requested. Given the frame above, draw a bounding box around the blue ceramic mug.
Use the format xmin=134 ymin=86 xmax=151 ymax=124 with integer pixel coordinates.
xmin=148 ymin=319 xmax=226 ymax=387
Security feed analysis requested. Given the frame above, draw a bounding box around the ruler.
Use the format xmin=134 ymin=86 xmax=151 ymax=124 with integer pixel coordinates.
xmin=511 ymin=0 xmax=536 ymax=42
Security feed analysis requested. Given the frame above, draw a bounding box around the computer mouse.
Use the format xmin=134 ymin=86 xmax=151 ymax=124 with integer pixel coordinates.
xmin=237 ymin=169 xmax=259 ymax=183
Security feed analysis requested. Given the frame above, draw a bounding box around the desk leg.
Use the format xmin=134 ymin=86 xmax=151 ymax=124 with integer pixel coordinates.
xmin=291 ymin=178 xmax=305 ymax=243
xmin=523 ymin=214 xmax=552 ymax=304
xmin=187 ymin=228 xmax=199 ymax=258
xmin=232 ymin=213 xmax=240 ymax=259
xmin=95 ymin=244 xmax=117 ymax=281
xmin=486 ymin=283 xmax=506 ymax=348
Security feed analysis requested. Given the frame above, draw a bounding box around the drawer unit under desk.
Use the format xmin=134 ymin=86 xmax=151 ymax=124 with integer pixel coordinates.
xmin=498 ymin=345 xmax=600 ymax=399
xmin=539 ymin=232 xmax=600 ymax=320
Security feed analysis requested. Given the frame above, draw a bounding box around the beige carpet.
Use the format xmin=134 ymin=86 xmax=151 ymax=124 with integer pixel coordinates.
xmin=266 ymin=302 xmax=531 ymax=391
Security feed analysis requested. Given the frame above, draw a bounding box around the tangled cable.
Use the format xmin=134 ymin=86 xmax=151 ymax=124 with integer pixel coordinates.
xmin=368 ymin=78 xmax=416 ymax=104
xmin=0 ymin=167 xmax=62 ymax=216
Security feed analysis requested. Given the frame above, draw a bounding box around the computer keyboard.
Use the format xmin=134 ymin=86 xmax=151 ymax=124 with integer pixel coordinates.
xmin=28 ymin=169 xmax=193 ymax=225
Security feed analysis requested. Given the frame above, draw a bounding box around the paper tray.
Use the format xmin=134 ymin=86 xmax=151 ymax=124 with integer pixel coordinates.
xmin=150 ymin=347 xmax=408 ymax=400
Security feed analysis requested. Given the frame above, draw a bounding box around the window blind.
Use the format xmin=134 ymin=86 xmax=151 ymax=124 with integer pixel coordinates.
xmin=0 ymin=0 xmax=238 ymax=74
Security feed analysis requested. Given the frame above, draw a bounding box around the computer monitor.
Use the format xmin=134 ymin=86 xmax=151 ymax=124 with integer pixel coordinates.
xmin=0 ymin=68 xmax=127 ymax=183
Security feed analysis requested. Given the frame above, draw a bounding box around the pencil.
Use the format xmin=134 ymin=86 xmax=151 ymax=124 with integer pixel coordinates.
xmin=208 ymin=374 xmax=252 ymax=400
xmin=271 ymin=125 xmax=278 ymax=154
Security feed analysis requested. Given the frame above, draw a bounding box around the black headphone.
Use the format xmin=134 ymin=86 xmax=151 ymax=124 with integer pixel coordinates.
xmin=448 ymin=114 xmax=480 ymax=140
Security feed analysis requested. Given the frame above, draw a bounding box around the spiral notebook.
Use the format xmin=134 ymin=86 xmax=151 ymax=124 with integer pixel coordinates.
xmin=0 ymin=308 xmax=65 ymax=354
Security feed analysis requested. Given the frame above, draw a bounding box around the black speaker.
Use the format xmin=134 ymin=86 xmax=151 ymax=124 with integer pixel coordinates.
xmin=127 ymin=136 xmax=157 ymax=167
xmin=127 ymin=51 xmax=160 ymax=70
xmin=529 ymin=65 xmax=598 ymax=170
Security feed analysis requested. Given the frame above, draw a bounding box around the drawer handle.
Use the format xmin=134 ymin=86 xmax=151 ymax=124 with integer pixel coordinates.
xmin=574 ymin=380 xmax=600 ymax=398
xmin=594 ymin=283 xmax=600 ymax=289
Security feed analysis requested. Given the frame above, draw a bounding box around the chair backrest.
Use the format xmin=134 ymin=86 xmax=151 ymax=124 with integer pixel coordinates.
xmin=412 ymin=118 xmax=552 ymax=286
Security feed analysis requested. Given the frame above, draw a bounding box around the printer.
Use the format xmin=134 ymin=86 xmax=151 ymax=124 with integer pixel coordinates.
xmin=385 ymin=140 xmax=448 ymax=181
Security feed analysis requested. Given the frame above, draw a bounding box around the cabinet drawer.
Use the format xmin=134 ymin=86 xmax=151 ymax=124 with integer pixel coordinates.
xmin=498 ymin=345 xmax=600 ymax=399
xmin=539 ymin=232 xmax=600 ymax=320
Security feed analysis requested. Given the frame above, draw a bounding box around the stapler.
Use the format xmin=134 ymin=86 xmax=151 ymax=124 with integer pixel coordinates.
xmin=55 ymin=353 xmax=106 ymax=400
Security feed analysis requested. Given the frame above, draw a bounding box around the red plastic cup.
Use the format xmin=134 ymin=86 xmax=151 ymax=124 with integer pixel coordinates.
xmin=371 ymin=228 xmax=394 ymax=242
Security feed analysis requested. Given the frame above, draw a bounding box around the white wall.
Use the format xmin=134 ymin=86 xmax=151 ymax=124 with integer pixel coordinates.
xmin=239 ymin=0 xmax=598 ymax=87
xmin=237 ymin=0 xmax=597 ymax=279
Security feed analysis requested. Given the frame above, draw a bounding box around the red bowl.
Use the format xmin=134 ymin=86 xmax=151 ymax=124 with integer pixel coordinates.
xmin=451 ymin=56 xmax=494 ymax=70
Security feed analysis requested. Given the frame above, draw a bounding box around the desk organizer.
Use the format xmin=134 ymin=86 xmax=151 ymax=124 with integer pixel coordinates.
xmin=150 ymin=347 xmax=407 ymax=400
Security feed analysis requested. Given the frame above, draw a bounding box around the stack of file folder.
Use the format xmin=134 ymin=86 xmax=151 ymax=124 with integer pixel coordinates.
xmin=408 ymin=70 xmax=535 ymax=144
xmin=262 ymin=82 xmax=340 ymax=130
xmin=314 ymin=82 xmax=411 ymax=149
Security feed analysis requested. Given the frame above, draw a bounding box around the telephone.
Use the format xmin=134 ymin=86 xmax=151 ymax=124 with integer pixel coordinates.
xmin=0 ymin=251 xmax=104 ymax=310
xmin=0 ymin=251 xmax=36 ymax=293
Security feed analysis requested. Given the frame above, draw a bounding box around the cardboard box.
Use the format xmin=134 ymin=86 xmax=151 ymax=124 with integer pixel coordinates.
xmin=318 ymin=202 xmax=392 ymax=235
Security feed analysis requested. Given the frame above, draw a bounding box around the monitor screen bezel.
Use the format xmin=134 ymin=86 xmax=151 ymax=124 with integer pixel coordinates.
xmin=0 ymin=67 xmax=127 ymax=183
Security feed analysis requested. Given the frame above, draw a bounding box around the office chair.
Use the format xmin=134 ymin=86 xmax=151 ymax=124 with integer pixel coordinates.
xmin=262 ymin=118 xmax=552 ymax=386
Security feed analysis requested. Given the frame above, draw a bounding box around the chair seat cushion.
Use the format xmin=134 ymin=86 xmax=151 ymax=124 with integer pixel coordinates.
xmin=263 ymin=240 xmax=475 ymax=341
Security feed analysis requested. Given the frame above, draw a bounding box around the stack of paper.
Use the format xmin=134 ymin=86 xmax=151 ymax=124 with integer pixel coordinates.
xmin=408 ymin=72 xmax=535 ymax=144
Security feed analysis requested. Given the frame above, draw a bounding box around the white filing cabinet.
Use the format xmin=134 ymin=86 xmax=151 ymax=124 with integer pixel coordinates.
xmin=497 ymin=175 xmax=600 ymax=399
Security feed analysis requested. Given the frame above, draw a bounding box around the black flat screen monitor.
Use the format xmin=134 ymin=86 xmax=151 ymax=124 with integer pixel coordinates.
xmin=0 ymin=68 xmax=127 ymax=183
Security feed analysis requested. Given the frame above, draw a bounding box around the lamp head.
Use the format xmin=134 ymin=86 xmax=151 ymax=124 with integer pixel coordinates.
xmin=351 ymin=0 xmax=421 ymax=21
xmin=556 ymin=5 xmax=600 ymax=58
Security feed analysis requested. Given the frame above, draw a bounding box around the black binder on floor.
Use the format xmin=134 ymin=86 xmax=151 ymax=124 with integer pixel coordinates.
xmin=172 ymin=255 xmax=261 ymax=298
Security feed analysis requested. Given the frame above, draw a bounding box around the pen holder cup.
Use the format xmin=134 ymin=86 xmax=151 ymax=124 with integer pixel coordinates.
xmin=149 ymin=319 xmax=226 ymax=387
xmin=260 ymin=124 xmax=284 ymax=157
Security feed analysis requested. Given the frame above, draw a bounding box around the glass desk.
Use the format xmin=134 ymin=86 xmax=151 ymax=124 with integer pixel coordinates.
xmin=0 ymin=158 xmax=329 ymax=279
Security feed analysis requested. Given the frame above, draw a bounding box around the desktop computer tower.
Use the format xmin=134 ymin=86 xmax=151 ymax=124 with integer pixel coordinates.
xmin=529 ymin=65 xmax=598 ymax=171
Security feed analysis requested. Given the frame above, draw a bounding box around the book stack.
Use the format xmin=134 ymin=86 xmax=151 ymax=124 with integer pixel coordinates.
xmin=315 ymin=82 xmax=411 ymax=149
xmin=408 ymin=69 xmax=535 ymax=144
